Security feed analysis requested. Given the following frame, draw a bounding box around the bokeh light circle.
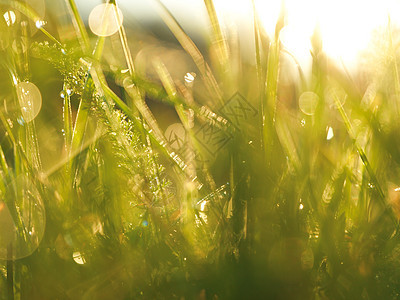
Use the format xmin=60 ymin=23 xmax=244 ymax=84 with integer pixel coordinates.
xmin=299 ymin=91 xmax=319 ymax=115
xmin=0 ymin=176 xmax=45 ymax=260
xmin=88 ymin=3 xmax=123 ymax=37
xmin=16 ymin=81 xmax=42 ymax=122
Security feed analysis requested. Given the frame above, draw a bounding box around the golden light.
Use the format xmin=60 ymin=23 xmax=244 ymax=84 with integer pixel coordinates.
xmin=213 ymin=0 xmax=400 ymax=70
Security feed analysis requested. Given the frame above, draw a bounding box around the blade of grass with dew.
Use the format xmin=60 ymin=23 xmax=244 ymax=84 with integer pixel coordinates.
xmin=86 ymin=61 xmax=190 ymax=186
xmin=152 ymin=58 xmax=201 ymax=240
xmin=1 ymin=0 xmax=64 ymax=48
xmin=65 ymin=0 xmax=90 ymax=52
xmin=99 ymin=2 xmax=201 ymax=189
xmin=112 ymin=0 xmax=135 ymax=76
xmin=333 ymin=93 xmax=397 ymax=226
xmin=154 ymin=0 xmax=224 ymax=107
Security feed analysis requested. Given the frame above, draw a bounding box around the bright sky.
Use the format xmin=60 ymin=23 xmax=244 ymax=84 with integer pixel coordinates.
xmin=215 ymin=0 xmax=400 ymax=71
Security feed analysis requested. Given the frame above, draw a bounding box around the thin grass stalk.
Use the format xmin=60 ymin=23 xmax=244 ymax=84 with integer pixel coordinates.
xmin=112 ymin=0 xmax=135 ymax=75
xmin=203 ymin=0 xmax=230 ymax=73
xmin=333 ymin=94 xmax=397 ymax=225
xmin=263 ymin=40 xmax=280 ymax=160
xmin=65 ymin=0 xmax=90 ymax=52
xmin=70 ymin=65 xmax=94 ymax=154
xmin=111 ymin=0 xmax=197 ymax=197
xmin=154 ymin=0 xmax=224 ymax=106
xmin=0 ymin=146 xmax=9 ymax=178
xmin=63 ymin=92 xmax=72 ymax=154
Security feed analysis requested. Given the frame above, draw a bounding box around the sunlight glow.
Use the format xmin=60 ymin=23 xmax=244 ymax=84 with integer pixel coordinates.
xmin=215 ymin=0 xmax=400 ymax=70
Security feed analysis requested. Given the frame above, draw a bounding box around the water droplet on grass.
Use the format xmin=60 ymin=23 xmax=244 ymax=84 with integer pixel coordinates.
xmin=184 ymin=72 xmax=196 ymax=84
xmin=35 ymin=20 xmax=46 ymax=29
xmin=73 ymin=251 xmax=86 ymax=264
xmin=326 ymin=126 xmax=334 ymax=140
xmin=3 ymin=11 xmax=16 ymax=27
xmin=17 ymin=116 xmax=25 ymax=126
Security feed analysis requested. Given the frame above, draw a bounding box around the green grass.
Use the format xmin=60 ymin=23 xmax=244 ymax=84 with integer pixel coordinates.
xmin=1 ymin=0 xmax=400 ymax=299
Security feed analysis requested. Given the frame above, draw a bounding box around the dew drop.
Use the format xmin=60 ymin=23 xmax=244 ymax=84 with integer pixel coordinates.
xmin=60 ymin=90 xmax=66 ymax=99
xmin=72 ymin=251 xmax=86 ymax=265
xmin=199 ymin=200 xmax=207 ymax=212
xmin=184 ymin=72 xmax=196 ymax=84
xmin=17 ymin=116 xmax=25 ymax=126
xmin=35 ymin=20 xmax=46 ymax=29
xmin=326 ymin=126 xmax=334 ymax=140
xmin=3 ymin=11 xmax=16 ymax=27
xmin=12 ymin=75 xmax=18 ymax=85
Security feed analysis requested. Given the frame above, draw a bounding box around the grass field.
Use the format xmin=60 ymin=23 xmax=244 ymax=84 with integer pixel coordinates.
xmin=1 ymin=0 xmax=400 ymax=299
